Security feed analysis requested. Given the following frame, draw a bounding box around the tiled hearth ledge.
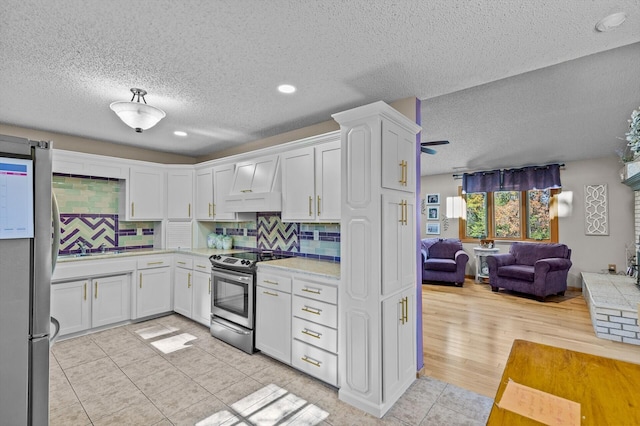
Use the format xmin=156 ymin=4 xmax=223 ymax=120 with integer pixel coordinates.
xmin=582 ymin=272 xmax=640 ymax=345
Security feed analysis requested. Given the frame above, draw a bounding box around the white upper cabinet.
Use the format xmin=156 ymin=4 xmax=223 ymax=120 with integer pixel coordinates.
xmin=281 ymin=147 xmax=315 ymax=221
xmin=122 ymin=165 xmax=165 ymax=220
xmin=52 ymin=150 xmax=129 ymax=179
xmin=381 ymin=119 xmax=416 ymax=192
xmin=195 ymin=168 xmax=214 ymax=220
xmin=230 ymin=154 xmax=279 ymax=194
xmin=212 ymin=164 xmax=237 ymax=221
xmin=167 ymin=168 xmax=194 ymax=220
xmin=226 ymin=154 xmax=282 ymax=212
xmin=281 ymin=140 xmax=340 ymax=222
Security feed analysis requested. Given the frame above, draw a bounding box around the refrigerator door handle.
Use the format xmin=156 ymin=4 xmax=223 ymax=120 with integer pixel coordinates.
xmin=49 ymin=317 xmax=60 ymax=348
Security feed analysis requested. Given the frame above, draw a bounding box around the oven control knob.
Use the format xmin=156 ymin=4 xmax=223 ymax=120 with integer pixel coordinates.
xmin=213 ymin=255 xmax=221 ymax=260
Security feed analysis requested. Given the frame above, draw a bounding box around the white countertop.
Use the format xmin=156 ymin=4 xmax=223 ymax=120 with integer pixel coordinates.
xmin=258 ymin=257 xmax=340 ymax=279
xmin=56 ymin=247 xmax=249 ymax=263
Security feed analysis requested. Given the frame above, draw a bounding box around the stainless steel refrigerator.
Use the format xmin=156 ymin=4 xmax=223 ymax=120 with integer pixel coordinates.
xmin=0 ymin=134 xmax=58 ymax=425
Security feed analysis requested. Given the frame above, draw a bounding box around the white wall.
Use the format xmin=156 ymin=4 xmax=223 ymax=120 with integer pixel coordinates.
xmin=420 ymin=156 xmax=635 ymax=288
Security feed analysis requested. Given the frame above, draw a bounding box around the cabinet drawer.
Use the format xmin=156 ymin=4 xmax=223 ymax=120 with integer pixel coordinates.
xmin=257 ymin=272 xmax=292 ymax=293
xmin=174 ymin=257 xmax=193 ymax=269
xmin=292 ymin=317 xmax=337 ymax=353
xmin=292 ymin=296 xmax=337 ymax=328
xmin=137 ymin=256 xmax=171 ymax=269
xmin=193 ymin=260 xmax=211 ymax=273
xmin=292 ymin=339 xmax=337 ymax=387
xmin=293 ymin=278 xmax=337 ymax=304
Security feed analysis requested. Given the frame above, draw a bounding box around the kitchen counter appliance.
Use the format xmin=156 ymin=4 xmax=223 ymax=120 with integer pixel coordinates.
xmin=209 ymin=251 xmax=287 ymax=353
xmin=0 ymin=135 xmax=59 ymax=425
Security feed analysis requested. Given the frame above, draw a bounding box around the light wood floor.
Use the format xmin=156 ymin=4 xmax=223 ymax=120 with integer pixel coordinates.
xmin=421 ymin=279 xmax=640 ymax=398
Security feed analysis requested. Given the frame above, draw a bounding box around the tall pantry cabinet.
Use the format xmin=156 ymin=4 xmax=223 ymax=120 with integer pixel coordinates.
xmin=332 ymin=101 xmax=421 ymax=417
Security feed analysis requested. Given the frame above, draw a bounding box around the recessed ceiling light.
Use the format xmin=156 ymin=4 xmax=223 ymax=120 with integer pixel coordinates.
xmin=595 ymin=12 xmax=627 ymax=32
xmin=278 ymin=84 xmax=296 ymax=94
xmin=174 ymin=131 xmax=188 ymax=137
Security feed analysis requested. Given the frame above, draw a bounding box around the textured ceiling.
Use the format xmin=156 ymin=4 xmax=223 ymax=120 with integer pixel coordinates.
xmin=1 ymin=1 xmax=639 ymax=175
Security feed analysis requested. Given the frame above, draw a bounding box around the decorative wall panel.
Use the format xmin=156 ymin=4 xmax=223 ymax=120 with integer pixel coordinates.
xmin=584 ymin=184 xmax=608 ymax=236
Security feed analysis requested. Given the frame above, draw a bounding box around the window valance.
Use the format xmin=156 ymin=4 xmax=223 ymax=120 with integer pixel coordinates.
xmin=461 ymin=163 xmax=562 ymax=193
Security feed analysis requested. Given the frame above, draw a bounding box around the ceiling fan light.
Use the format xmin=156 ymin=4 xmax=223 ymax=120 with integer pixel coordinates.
xmin=110 ymin=89 xmax=166 ymax=132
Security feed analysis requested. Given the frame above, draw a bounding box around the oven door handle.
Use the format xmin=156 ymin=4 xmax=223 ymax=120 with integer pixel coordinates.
xmin=211 ymin=317 xmax=251 ymax=335
xmin=211 ymin=268 xmax=253 ymax=283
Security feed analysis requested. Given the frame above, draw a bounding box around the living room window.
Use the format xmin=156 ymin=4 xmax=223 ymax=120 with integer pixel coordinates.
xmin=460 ymin=188 xmax=559 ymax=243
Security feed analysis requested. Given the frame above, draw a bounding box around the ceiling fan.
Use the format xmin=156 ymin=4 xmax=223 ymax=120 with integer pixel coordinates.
xmin=420 ymin=140 xmax=449 ymax=154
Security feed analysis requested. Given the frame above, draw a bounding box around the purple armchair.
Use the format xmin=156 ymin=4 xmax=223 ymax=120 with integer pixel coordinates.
xmin=486 ymin=242 xmax=572 ymax=301
xmin=421 ymin=238 xmax=469 ymax=287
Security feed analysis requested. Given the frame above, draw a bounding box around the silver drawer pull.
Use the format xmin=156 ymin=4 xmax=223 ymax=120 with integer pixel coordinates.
xmin=263 ymin=279 xmax=279 ymax=285
xmin=302 ymin=306 xmax=321 ymax=315
xmin=302 ymin=288 xmax=321 ymax=295
xmin=177 ymin=261 xmax=186 ymax=265
xmin=196 ymin=264 xmax=207 ymax=268
xmin=301 ymin=356 xmax=321 ymax=367
xmin=263 ymin=291 xmax=278 ymax=297
xmin=301 ymin=329 xmax=321 ymax=339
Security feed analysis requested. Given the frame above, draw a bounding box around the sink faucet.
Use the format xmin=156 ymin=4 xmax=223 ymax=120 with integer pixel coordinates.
xmin=77 ymin=241 xmax=87 ymax=255
xmin=99 ymin=243 xmax=106 ymax=254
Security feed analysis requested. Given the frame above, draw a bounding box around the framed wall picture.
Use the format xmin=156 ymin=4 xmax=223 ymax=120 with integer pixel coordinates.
xmin=427 ymin=206 xmax=440 ymax=220
xmin=426 ymin=222 xmax=440 ymax=235
xmin=426 ymin=193 xmax=440 ymax=204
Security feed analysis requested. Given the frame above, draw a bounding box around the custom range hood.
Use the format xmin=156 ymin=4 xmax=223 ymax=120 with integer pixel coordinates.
xmin=225 ymin=154 xmax=282 ymax=212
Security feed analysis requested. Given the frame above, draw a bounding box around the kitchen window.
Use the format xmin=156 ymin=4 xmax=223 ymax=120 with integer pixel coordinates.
xmin=460 ymin=188 xmax=559 ymax=243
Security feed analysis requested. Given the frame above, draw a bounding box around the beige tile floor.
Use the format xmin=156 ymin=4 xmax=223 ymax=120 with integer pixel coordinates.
xmin=50 ymin=314 xmax=492 ymax=425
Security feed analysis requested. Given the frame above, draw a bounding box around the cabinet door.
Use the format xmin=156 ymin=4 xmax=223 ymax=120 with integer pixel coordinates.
xmin=167 ymin=168 xmax=193 ymax=220
xmin=382 ymin=289 xmax=416 ymax=402
xmin=136 ymin=267 xmax=172 ymax=318
xmin=255 ymin=286 xmax=291 ymax=364
xmin=212 ymin=164 xmax=236 ymax=220
xmin=281 ymin=147 xmax=315 ymax=222
xmin=195 ymin=168 xmax=214 ymax=220
xmin=51 ymin=280 xmax=90 ymax=336
xmin=173 ymin=268 xmax=192 ymax=318
xmin=381 ymin=119 xmax=416 ymax=192
xmin=92 ymin=275 xmax=130 ymax=328
xmin=231 ymin=155 xmax=279 ymax=194
xmin=315 ymin=141 xmax=341 ymax=221
xmin=192 ymin=271 xmax=212 ymax=326
xmin=129 ymin=166 xmax=164 ymax=219
xmin=381 ymin=194 xmax=416 ymax=295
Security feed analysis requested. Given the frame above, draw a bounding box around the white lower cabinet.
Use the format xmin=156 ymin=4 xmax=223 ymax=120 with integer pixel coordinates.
xmin=192 ymin=270 xmax=212 ymax=326
xmin=256 ymin=267 xmax=339 ymax=386
xmin=51 ymin=274 xmax=129 ymax=337
xmin=51 ymin=280 xmax=91 ymax=336
xmin=136 ymin=257 xmax=172 ymax=319
xmin=173 ymin=257 xmax=194 ymax=317
xmin=382 ymin=288 xmax=415 ymax=402
xmin=291 ymin=275 xmax=339 ymax=387
xmin=255 ymin=271 xmax=292 ymax=364
xmin=91 ymin=275 xmax=130 ymax=328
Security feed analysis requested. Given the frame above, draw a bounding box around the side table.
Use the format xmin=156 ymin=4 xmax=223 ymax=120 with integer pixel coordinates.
xmin=474 ymin=247 xmax=499 ymax=283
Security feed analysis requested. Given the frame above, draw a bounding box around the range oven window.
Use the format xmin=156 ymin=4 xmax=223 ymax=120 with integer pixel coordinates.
xmin=211 ymin=267 xmax=254 ymax=329
xmin=213 ymin=278 xmax=248 ymax=318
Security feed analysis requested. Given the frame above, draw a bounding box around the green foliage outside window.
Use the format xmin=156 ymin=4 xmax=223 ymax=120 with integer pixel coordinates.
xmin=527 ymin=190 xmax=551 ymax=240
xmin=465 ymin=193 xmax=487 ymax=238
xmin=464 ymin=189 xmax=553 ymax=241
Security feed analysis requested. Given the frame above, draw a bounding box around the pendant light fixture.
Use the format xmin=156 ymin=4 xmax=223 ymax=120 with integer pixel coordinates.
xmin=110 ymin=88 xmax=166 ymax=133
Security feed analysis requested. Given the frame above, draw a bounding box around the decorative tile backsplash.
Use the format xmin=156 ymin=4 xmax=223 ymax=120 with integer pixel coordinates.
xmin=53 ymin=173 xmax=340 ymax=260
xmin=215 ymin=214 xmax=340 ymax=262
xmin=53 ymin=174 xmax=154 ymax=255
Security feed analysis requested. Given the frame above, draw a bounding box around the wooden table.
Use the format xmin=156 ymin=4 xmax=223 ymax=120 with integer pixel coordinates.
xmin=487 ymin=340 xmax=640 ymax=425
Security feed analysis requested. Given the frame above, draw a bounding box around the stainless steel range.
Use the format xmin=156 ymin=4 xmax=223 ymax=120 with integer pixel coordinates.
xmin=209 ymin=251 xmax=284 ymax=353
